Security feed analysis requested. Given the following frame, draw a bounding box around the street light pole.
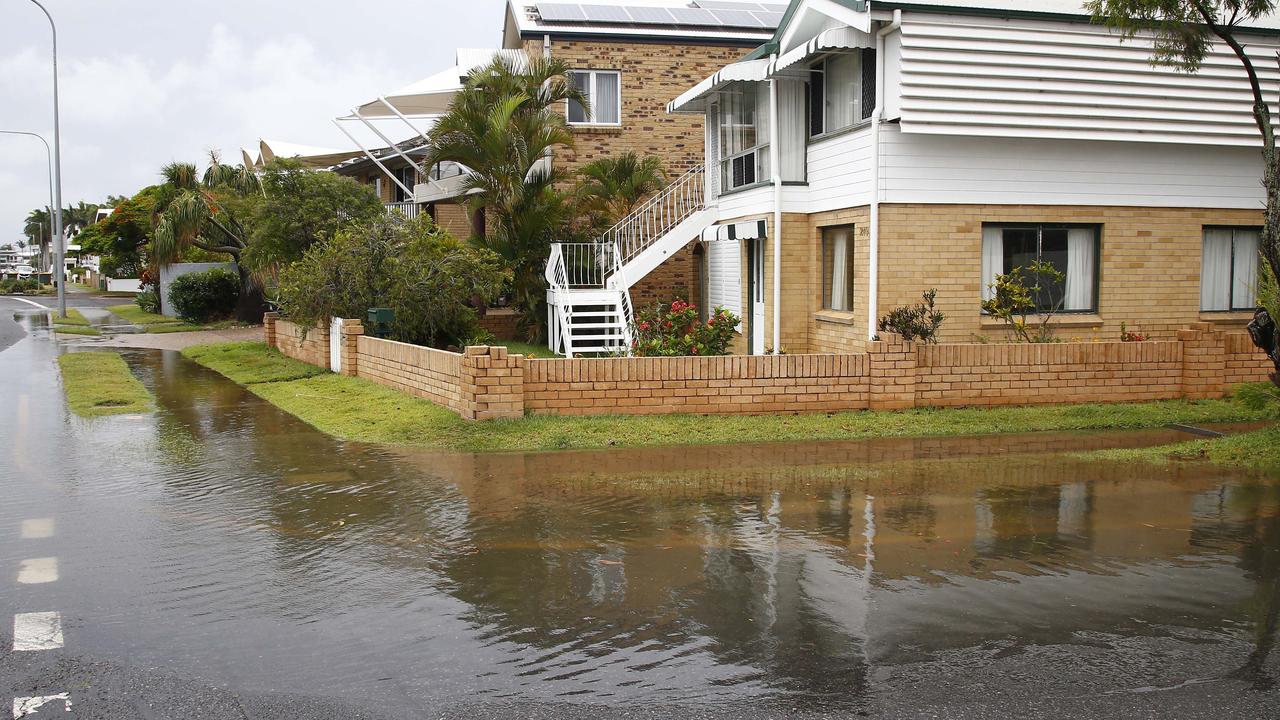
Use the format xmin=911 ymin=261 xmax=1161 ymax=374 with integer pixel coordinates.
xmin=0 ymin=130 xmax=55 ymax=275
xmin=27 ymin=0 xmax=65 ymax=316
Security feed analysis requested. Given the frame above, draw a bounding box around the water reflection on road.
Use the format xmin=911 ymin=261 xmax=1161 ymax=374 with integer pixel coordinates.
xmin=1 ymin=323 xmax=1277 ymax=715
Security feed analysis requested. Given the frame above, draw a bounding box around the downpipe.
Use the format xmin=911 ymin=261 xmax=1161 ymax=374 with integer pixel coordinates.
xmin=869 ymin=9 xmax=902 ymax=341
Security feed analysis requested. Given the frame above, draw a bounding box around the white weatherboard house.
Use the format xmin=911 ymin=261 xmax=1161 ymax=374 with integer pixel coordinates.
xmin=546 ymin=0 xmax=1276 ymax=357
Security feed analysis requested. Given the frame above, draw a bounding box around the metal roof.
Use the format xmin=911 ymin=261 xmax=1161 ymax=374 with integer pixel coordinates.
xmin=506 ymin=0 xmax=781 ymax=42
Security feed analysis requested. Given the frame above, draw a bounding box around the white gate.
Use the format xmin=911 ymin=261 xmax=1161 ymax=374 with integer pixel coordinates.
xmin=329 ymin=317 xmax=343 ymax=373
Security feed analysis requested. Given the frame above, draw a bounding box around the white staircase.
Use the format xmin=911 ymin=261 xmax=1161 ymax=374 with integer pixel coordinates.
xmin=545 ymin=165 xmax=712 ymax=357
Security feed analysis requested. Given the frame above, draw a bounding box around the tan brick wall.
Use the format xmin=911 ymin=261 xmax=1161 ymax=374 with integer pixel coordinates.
xmin=460 ymin=345 xmax=525 ymax=420
xmin=356 ymin=335 xmax=465 ymax=412
xmin=877 ymin=204 xmax=1264 ymax=344
xmin=477 ymin=308 xmax=521 ymax=340
xmin=917 ymin=339 xmax=1185 ymax=407
xmin=271 ymin=319 xmax=330 ymax=368
xmin=1225 ymin=331 xmax=1273 ymax=385
xmin=630 ymin=239 xmax=699 ymax=311
xmin=433 ymin=201 xmax=473 ymax=239
xmin=524 ymin=353 xmax=871 ymax=415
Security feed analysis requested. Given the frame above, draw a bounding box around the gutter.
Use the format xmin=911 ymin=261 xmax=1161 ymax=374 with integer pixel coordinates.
xmin=868 ymin=9 xmax=902 ymax=341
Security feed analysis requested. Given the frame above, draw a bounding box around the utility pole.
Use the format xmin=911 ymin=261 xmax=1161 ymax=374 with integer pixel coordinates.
xmin=28 ymin=0 xmax=66 ymax=316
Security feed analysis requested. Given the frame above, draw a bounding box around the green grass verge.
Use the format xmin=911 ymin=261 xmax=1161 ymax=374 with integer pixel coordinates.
xmin=494 ymin=340 xmax=552 ymax=358
xmin=145 ymin=323 xmax=207 ymax=334
xmin=182 ymin=341 xmax=327 ymax=384
xmin=181 ymin=340 xmax=1274 ymax=453
xmin=53 ymin=308 xmax=90 ymax=326
xmin=54 ymin=325 xmax=101 ymax=336
xmin=57 ymin=352 xmax=154 ymax=417
xmin=1075 ymin=424 xmax=1280 ymax=471
xmin=107 ymin=303 xmax=181 ymax=325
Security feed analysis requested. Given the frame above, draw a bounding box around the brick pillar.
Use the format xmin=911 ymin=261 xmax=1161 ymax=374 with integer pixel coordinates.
xmin=263 ymin=312 xmax=279 ymax=349
xmin=1178 ymin=321 xmax=1226 ymax=400
xmin=459 ymin=346 xmax=525 ymax=421
xmin=339 ymin=319 xmax=364 ymax=377
xmin=867 ymin=332 xmax=918 ymax=411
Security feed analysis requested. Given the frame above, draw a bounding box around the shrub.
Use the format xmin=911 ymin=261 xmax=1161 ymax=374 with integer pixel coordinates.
xmin=981 ymin=260 xmax=1065 ymax=343
xmin=1119 ymin=322 xmax=1147 ymax=342
xmin=0 ymin=278 xmax=40 ymax=295
xmin=135 ymin=289 xmax=161 ymax=314
xmin=168 ymin=268 xmax=240 ymax=322
xmin=878 ymin=289 xmax=945 ymax=343
xmin=276 ymin=214 xmax=507 ymax=349
xmin=630 ymin=299 xmax=739 ymax=356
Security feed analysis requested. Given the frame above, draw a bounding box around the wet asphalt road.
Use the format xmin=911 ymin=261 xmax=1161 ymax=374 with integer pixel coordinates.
xmin=2 ymin=310 xmax=1279 ymax=718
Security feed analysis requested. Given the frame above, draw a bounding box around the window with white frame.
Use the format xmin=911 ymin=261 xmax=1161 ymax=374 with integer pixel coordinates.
xmin=981 ymin=224 xmax=1100 ymax=313
xmin=717 ymin=83 xmax=770 ymax=192
xmin=1201 ymin=227 xmax=1260 ymax=311
xmin=393 ymin=166 xmax=416 ymax=202
xmin=822 ymin=226 xmax=855 ymax=311
xmin=808 ymin=49 xmax=876 ymax=137
xmin=567 ymin=70 xmax=621 ymax=125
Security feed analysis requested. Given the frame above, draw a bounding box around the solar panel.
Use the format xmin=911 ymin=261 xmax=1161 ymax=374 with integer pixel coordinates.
xmin=755 ymin=11 xmax=784 ymax=27
xmin=759 ymin=3 xmax=790 ymax=11
xmin=624 ymin=5 xmax=676 ymax=24
xmin=709 ymin=8 xmax=765 ymax=27
xmin=537 ymin=3 xmax=586 ymax=21
xmin=694 ymin=1 xmax=764 ymax=10
xmin=581 ymin=4 xmax=630 ymax=22
xmin=667 ymin=7 xmax=718 ymax=25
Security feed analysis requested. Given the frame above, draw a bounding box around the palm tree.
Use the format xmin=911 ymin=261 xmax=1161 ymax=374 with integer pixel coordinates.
xmin=23 ymin=208 xmax=51 ymax=270
xmin=152 ymin=153 xmax=265 ymax=321
xmin=424 ymin=56 xmax=587 ymax=341
xmin=574 ymin=152 xmax=667 ymax=230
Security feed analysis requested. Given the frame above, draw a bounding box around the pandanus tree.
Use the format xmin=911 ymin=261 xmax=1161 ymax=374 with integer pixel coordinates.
xmin=152 ymin=154 xmax=266 ymax=321
xmin=1090 ymin=0 xmax=1280 ymax=386
xmin=424 ymin=56 xmax=587 ymax=342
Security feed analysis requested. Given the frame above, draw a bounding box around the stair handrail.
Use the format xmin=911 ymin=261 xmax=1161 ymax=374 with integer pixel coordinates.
xmin=606 ymin=240 xmax=634 ymax=353
xmin=544 ymin=243 xmax=575 ymax=357
xmin=600 ymin=164 xmax=705 ymax=266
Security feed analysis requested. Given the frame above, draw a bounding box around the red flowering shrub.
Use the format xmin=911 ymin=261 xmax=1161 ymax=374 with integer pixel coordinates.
xmin=631 ymin=298 xmax=739 ymax=356
xmin=1120 ymin=322 xmax=1147 ymax=342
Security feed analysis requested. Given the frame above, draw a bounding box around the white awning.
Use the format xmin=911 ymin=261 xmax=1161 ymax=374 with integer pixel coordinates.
xmin=350 ymin=48 xmax=528 ymax=119
xmin=668 ymin=58 xmax=772 ymax=113
xmin=258 ymin=139 xmax=362 ymax=168
xmin=707 ymin=219 xmax=767 ymax=242
xmin=773 ymin=26 xmax=874 ymax=73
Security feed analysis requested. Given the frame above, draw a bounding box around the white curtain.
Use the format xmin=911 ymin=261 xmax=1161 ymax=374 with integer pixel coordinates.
xmin=778 ymin=79 xmax=806 ymax=182
xmin=825 ymin=54 xmax=857 ymax=131
xmin=1064 ymin=228 xmax=1096 ymax=311
xmin=594 ymin=72 xmax=620 ymax=124
xmin=981 ymin=226 xmax=1003 ymax=302
xmin=1232 ymin=228 xmax=1260 ymax=309
xmin=1201 ymin=228 xmax=1233 ymax=311
xmin=829 ymin=229 xmax=850 ymax=310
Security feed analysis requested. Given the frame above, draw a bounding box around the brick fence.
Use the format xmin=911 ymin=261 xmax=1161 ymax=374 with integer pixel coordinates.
xmin=264 ymin=315 xmax=1271 ymax=420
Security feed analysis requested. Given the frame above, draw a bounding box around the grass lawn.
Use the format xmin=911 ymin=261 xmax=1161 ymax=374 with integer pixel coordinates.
xmin=54 ymin=325 xmax=101 ymax=336
xmin=53 ymin=308 xmax=90 ymax=326
xmin=493 ymin=339 xmax=551 ymax=358
xmin=57 ymin=352 xmax=154 ymax=417
xmin=1077 ymin=424 xmax=1280 ymax=471
xmin=107 ymin=303 xmax=180 ymax=326
xmin=182 ymin=341 xmax=1274 ymax=454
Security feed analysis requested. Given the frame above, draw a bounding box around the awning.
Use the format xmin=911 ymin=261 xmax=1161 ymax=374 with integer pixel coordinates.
xmin=668 ymin=58 xmax=773 ymax=113
xmin=349 ymin=48 xmax=528 ymax=119
xmin=773 ymin=26 xmax=874 ymax=73
xmin=258 ymin=139 xmax=363 ymax=169
xmin=708 ymin=219 xmax=767 ymax=242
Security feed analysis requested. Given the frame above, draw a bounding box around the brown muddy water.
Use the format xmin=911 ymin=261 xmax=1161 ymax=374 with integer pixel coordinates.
xmin=2 ymin=311 xmax=1278 ymax=716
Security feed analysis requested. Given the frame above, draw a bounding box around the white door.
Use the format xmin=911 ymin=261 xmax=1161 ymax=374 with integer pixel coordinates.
xmin=329 ymin=317 xmax=343 ymax=373
xmin=750 ymin=238 xmax=765 ymax=354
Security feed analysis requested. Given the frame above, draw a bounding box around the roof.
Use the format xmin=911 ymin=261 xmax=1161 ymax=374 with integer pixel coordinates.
xmin=504 ymin=0 xmax=783 ymax=44
xmin=872 ymin=0 xmax=1280 ymax=31
xmin=349 ymin=49 xmax=527 ymax=119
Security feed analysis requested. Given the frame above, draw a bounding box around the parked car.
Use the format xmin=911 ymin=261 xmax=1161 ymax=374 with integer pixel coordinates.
xmin=14 ymin=265 xmax=35 ymax=278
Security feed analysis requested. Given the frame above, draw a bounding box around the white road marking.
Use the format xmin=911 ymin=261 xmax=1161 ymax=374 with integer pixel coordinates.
xmin=16 ymin=558 xmax=57 ymax=584
xmin=12 ymin=612 xmax=63 ymax=651
xmin=0 ymin=297 xmax=49 ymax=309
xmin=20 ymin=519 xmax=53 ymax=539
xmin=12 ymin=693 xmax=71 ymax=716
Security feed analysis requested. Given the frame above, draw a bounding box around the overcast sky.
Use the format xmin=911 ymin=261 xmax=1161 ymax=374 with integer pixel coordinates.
xmin=0 ymin=0 xmax=506 ymax=245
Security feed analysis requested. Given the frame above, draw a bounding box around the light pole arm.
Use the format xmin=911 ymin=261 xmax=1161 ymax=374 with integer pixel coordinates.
xmin=0 ymin=131 xmax=55 ymax=272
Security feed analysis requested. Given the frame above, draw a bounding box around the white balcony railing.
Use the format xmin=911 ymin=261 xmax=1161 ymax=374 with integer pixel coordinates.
xmin=385 ymin=202 xmax=421 ymax=220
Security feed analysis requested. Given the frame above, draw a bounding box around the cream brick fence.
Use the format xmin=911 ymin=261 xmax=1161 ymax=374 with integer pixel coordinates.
xmin=264 ymin=314 xmax=1271 ymax=421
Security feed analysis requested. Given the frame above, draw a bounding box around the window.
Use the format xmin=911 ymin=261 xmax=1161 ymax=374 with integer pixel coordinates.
xmin=1202 ymin=227 xmax=1260 ymax=311
xmin=808 ymin=49 xmax=876 ymax=137
xmin=567 ymin=70 xmax=621 ymax=125
xmin=981 ymin=224 xmax=1099 ymax=313
xmin=392 ymin=167 xmax=416 ymax=202
xmin=717 ymin=83 xmax=770 ymax=192
xmin=822 ymin=226 xmax=856 ymax=311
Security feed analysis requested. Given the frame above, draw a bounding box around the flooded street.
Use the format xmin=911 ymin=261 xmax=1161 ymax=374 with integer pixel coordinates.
xmin=2 ymin=307 xmax=1278 ymax=718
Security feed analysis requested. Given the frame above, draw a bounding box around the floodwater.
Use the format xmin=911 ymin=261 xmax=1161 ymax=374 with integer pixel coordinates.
xmin=2 ymin=308 xmax=1278 ymax=717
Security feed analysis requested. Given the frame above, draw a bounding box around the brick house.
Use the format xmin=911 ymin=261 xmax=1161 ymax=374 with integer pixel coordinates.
xmin=547 ymin=0 xmax=1275 ymax=356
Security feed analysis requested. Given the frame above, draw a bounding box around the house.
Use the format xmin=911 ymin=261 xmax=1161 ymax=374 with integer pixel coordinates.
xmin=548 ymin=0 xmax=1275 ymax=356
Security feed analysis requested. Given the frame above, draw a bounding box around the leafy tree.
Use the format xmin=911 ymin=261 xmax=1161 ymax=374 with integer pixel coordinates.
xmin=981 ymin=261 xmax=1066 ymax=343
xmin=574 ymin=151 xmax=667 ymax=231
xmin=1089 ymin=0 xmax=1280 ymax=382
xmin=277 ymin=214 xmax=507 ymax=349
xmin=242 ymin=158 xmax=383 ymax=273
xmin=74 ymin=187 xmax=160 ymax=278
xmin=152 ymin=153 xmax=265 ymax=321
xmin=424 ymin=56 xmax=587 ymax=341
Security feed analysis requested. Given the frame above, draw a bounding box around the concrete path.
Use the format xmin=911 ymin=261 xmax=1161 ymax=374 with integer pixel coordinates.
xmin=93 ymin=325 xmax=263 ymax=350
